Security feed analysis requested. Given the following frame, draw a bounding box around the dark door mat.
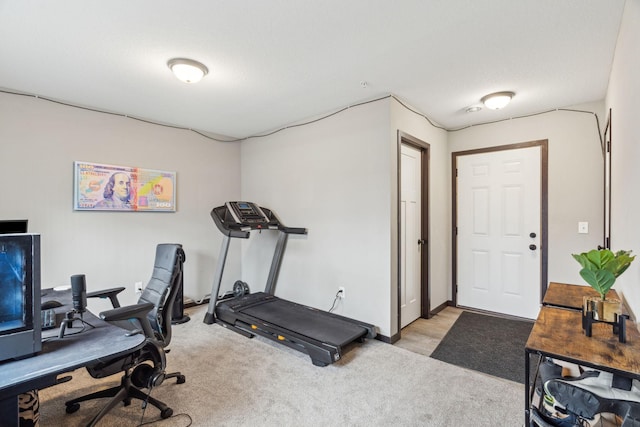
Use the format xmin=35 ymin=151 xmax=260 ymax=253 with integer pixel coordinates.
xmin=430 ymin=311 xmax=534 ymax=383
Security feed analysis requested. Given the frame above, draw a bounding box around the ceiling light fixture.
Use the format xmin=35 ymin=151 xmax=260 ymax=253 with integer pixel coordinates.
xmin=481 ymin=91 xmax=515 ymax=110
xmin=167 ymin=58 xmax=208 ymax=83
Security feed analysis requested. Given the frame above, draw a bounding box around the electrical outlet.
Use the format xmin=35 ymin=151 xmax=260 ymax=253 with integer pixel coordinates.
xmin=338 ymin=287 xmax=345 ymax=299
xmin=135 ymin=281 xmax=143 ymax=294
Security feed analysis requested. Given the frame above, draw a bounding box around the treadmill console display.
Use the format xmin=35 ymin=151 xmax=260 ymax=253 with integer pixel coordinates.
xmin=226 ymin=201 xmax=269 ymax=225
xmin=210 ymin=202 xmax=307 ymax=239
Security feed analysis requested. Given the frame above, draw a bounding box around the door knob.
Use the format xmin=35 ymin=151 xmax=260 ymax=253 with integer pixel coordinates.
xmin=529 ymin=244 xmax=537 ymax=251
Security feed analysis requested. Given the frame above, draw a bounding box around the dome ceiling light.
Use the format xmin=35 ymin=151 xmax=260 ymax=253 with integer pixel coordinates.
xmin=480 ymin=91 xmax=515 ymax=110
xmin=167 ymin=58 xmax=209 ymax=84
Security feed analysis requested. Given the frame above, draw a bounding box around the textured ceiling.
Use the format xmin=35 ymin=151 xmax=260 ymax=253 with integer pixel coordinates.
xmin=0 ymin=0 xmax=626 ymax=139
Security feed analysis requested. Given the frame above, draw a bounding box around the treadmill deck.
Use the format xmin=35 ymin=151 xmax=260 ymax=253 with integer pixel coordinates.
xmin=218 ymin=292 xmax=368 ymax=346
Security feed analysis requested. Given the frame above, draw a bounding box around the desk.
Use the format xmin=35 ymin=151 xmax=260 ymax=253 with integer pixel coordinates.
xmin=543 ymin=281 xmax=622 ymax=311
xmin=524 ymin=306 xmax=640 ymax=425
xmin=0 ymin=289 xmax=145 ymax=427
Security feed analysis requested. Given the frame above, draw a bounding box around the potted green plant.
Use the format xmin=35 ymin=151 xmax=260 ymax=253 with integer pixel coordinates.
xmin=572 ymin=248 xmax=635 ymax=322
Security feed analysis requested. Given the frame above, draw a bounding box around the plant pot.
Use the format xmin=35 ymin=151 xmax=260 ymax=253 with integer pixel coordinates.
xmin=583 ymin=296 xmax=621 ymax=323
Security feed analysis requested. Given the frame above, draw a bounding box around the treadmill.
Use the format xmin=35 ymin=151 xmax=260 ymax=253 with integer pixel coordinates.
xmin=203 ymin=201 xmax=376 ymax=366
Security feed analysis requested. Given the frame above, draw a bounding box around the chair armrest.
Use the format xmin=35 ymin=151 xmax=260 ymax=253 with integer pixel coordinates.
xmin=87 ymin=286 xmax=126 ymax=308
xmin=100 ymin=302 xmax=155 ymax=338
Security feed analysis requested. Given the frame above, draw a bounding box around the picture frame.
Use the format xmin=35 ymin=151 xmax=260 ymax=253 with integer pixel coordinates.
xmin=73 ymin=161 xmax=176 ymax=212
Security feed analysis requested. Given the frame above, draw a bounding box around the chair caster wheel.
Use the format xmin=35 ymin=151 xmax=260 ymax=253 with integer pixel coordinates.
xmin=66 ymin=402 xmax=80 ymax=414
xmin=177 ymin=375 xmax=186 ymax=384
xmin=161 ymin=408 xmax=173 ymax=419
xmin=124 ymin=398 xmax=131 ymax=407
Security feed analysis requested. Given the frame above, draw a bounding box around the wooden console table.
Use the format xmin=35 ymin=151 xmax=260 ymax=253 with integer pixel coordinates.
xmin=543 ymin=281 xmax=622 ymax=311
xmin=524 ymin=305 xmax=640 ymax=425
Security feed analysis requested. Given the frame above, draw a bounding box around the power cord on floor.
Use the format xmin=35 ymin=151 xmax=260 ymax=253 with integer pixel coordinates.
xmin=193 ymin=293 xmax=211 ymax=305
xmin=136 ymin=383 xmax=193 ymax=426
xmin=138 ymin=383 xmax=153 ymax=425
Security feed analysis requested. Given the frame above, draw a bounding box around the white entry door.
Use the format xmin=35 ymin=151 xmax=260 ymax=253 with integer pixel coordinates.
xmin=400 ymin=143 xmax=422 ymax=327
xmin=456 ymin=146 xmax=541 ymax=319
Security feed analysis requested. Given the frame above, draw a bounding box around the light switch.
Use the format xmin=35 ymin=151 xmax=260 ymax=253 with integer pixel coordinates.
xmin=578 ymin=222 xmax=589 ymax=234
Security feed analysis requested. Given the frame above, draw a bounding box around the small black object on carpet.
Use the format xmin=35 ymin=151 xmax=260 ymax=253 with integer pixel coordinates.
xmin=430 ymin=311 xmax=533 ymax=384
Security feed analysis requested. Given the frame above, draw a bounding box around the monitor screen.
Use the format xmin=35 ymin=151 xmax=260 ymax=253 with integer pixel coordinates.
xmin=0 ymin=219 xmax=28 ymax=234
xmin=0 ymin=233 xmax=41 ymax=362
xmin=0 ymin=235 xmax=35 ymax=333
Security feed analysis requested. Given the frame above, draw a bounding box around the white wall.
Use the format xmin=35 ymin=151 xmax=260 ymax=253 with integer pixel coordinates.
xmin=0 ymin=92 xmax=241 ymax=313
xmin=389 ymin=98 xmax=449 ymax=334
xmin=240 ymin=94 xmax=605 ymax=337
xmin=241 ymin=98 xmax=393 ymax=336
xmin=3 ymin=35 xmax=629 ymax=339
xmin=240 ymin=97 xmax=450 ymax=338
xmin=448 ymin=102 xmax=605 ymax=289
xmin=606 ymin=0 xmax=640 ymax=319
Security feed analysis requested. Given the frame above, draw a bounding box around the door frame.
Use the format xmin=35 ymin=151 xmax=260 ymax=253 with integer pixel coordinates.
xmin=397 ymin=131 xmax=430 ymax=335
xmin=451 ymin=139 xmax=549 ymax=309
xmin=603 ymin=108 xmax=612 ymax=249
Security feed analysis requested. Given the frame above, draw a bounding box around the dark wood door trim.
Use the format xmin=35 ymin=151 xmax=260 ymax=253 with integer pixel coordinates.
xmin=603 ymin=109 xmax=612 ymax=249
xmin=397 ymin=131 xmax=430 ymax=338
xmin=451 ymin=139 xmax=548 ymax=308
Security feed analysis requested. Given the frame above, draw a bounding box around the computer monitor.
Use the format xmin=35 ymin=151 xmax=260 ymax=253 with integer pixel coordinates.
xmin=0 ymin=219 xmax=28 ymax=234
xmin=0 ymin=233 xmax=41 ymax=362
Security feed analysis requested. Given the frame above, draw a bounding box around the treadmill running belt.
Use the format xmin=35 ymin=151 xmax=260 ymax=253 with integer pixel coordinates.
xmin=240 ymin=298 xmax=366 ymax=345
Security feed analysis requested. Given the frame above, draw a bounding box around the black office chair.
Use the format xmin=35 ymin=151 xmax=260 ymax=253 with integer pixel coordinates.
xmin=65 ymin=243 xmax=187 ymax=426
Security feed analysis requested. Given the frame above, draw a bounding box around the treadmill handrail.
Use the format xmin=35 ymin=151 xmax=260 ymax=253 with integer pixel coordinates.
xmin=210 ymin=204 xmax=308 ymax=238
xmin=281 ymin=226 xmax=307 ymax=235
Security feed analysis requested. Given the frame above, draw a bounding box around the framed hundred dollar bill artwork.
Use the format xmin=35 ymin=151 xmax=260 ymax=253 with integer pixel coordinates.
xmin=73 ymin=161 xmax=176 ymax=212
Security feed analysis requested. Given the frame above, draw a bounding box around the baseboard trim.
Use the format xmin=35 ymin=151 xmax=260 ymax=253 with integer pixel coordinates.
xmin=184 ymin=298 xmax=209 ymax=309
xmin=428 ymin=300 xmax=452 ymax=317
xmin=376 ymin=333 xmax=398 ymax=344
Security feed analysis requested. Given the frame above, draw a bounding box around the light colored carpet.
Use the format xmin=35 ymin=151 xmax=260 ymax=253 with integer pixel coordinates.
xmin=38 ymin=305 xmax=524 ymax=426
